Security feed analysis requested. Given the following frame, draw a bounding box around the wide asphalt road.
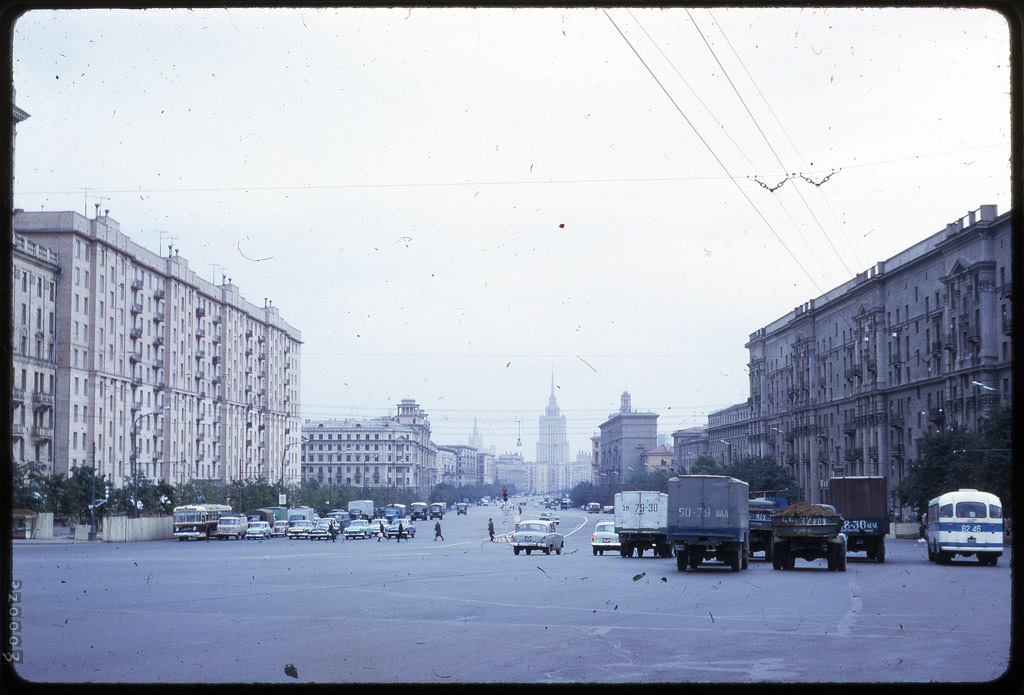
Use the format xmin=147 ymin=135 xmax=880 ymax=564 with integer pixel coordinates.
xmin=9 ymin=504 xmax=1014 ymax=684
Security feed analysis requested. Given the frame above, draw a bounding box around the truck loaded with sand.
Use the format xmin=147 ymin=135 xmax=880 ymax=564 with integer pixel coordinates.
xmin=771 ymin=501 xmax=847 ymax=572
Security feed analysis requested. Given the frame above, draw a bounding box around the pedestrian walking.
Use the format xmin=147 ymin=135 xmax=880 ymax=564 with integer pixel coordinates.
xmin=396 ymin=521 xmax=404 ymax=543
xmin=379 ymin=519 xmax=386 ymax=542
xmin=488 ymin=518 xmax=495 ymax=542
xmin=434 ymin=521 xmax=444 ymax=541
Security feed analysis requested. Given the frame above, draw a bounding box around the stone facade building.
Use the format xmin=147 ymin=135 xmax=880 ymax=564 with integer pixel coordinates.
xmin=597 ymin=391 xmax=658 ymax=486
xmin=707 ymin=402 xmax=752 ymax=466
xmin=301 ymin=399 xmax=436 ymax=496
xmin=12 ymin=210 xmax=303 ymax=488
xmin=11 ymin=234 xmax=60 ymax=470
xmin=746 ymin=205 xmax=1012 ymax=509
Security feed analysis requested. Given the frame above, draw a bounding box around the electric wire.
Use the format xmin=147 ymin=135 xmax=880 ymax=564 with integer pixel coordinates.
xmin=602 ymin=9 xmax=825 ymax=295
xmin=706 ymin=7 xmax=863 ymax=272
xmin=685 ymin=8 xmax=847 ymax=284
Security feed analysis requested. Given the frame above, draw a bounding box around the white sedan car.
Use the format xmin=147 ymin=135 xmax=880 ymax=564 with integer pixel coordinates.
xmin=512 ymin=520 xmax=564 ymax=556
xmin=247 ymin=521 xmax=272 ymax=540
xmin=591 ymin=521 xmax=620 ymax=555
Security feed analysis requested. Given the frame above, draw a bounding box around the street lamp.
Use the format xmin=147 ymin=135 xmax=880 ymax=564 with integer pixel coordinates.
xmin=279 ymin=436 xmax=308 ymax=492
xmin=131 ymin=405 xmax=169 ymax=518
xmin=971 ymin=380 xmax=996 ymax=392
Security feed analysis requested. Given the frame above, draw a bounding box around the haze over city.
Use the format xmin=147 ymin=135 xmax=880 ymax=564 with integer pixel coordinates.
xmin=11 ymin=6 xmax=1012 ymax=455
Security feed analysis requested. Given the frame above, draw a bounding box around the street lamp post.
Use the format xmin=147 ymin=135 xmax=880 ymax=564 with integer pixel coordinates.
xmin=131 ymin=406 xmax=168 ymax=518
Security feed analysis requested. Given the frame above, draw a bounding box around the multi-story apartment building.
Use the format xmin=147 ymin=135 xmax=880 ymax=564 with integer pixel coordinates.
xmin=301 ymin=399 xmax=436 ymax=496
xmin=707 ymin=402 xmax=751 ymax=466
xmin=671 ymin=426 xmax=709 ymax=473
xmin=12 ymin=210 xmax=303 ymax=488
xmin=746 ymin=205 xmax=1012 ymax=508
xmin=11 ymin=234 xmax=60 ymax=469
xmin=494 ymin=451 xmax=529 ymax=492
xmin=597 ymin=391 xmax=658 ymax=486
xmin=436 ymin=444 xmax=479 ymax=488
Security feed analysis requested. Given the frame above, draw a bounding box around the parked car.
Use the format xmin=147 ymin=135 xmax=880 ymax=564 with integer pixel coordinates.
xmin=385 ymin=518 xmax=416 ymax=539
xmin=602 ymin=506 xmax=614 ymax=514
xmin=286 ymin=520 xmax=314 ymax=539
xmin=591 ymin=520 xmax=620 ymax=556
xmin=216 ymin=515 xmax=248 ymax=540
xmin=511 ymin=520 xmax=564 ymax=556
xmin=247 ymin=521 xmax=272 ymax=540
xmin=344 ymin=519 xmax=375 ymax=540
xmin=539 ymin=511 xmax=560 ymax=525
xmin=307 ymin=519 xmax=337 ymax=541
xmin=272 ymin=520 xmax=289 ymax=537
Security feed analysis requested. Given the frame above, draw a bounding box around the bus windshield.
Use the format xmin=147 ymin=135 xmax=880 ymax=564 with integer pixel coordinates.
xmin=955 ymin=501 xmax=988 ymax=519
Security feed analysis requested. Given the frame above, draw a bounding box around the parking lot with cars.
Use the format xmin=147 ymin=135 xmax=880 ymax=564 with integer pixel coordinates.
xmin=11 ymin=499 xmax=1012 ymax=684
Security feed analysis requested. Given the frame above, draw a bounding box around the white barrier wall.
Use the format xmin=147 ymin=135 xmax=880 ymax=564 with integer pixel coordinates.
xmin=32 ymin=512 xmax=54 ymax=539
xmin=103 ymin=516 xmax=173 ymax=542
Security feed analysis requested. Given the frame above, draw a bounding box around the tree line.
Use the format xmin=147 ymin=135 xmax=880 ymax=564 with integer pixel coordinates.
xmin=10 ymin=463 xmax=519 ymax=525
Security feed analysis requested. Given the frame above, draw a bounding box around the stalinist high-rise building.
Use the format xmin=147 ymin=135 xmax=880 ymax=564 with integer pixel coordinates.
xmin=534 ymin=374 xmax=569 ymax=491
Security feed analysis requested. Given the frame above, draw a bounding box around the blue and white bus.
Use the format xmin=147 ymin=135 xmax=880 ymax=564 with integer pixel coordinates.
xmin=926 ymin=489 xmax=1003 ymax=565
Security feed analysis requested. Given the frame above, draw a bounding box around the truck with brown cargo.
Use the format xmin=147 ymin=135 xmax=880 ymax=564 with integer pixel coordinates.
xmin=772 ymin=502 xmax=847 ymax=571
xmin=828 ymin=476 xmax=889 ymax=563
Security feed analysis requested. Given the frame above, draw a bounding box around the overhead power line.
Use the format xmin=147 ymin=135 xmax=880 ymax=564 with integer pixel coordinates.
xmin=602 ymin=9 xmax=825 ymax=295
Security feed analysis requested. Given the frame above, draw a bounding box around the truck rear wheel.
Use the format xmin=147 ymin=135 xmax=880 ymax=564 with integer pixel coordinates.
xmin=741 ymin=547 xmax=749 ymax=570
xmin=728 ymin=548 xmax=741 ymax=572
xmin=826 ymin=544 xmax=837 ymax=571
xmin=764 ymin=538 xmax=774 ymax=563
xmin=838 ymin=545 xmax=847 ymax=571
xmin=676 ymin=553 xmax=687 ymax=572
xmin=877 ymin=540 xmax=886 ymax=563
xmin=772 ymin=542 xmax=782 ymax=570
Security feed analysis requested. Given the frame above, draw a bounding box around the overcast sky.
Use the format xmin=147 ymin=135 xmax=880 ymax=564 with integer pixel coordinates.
xmin=11 ymin=7 xmax=1012 ymax=456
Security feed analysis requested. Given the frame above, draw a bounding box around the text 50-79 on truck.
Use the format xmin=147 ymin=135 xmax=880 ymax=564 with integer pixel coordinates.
xmin=667 ymin=475 xmax=749 ymax=572
xmin=828 ymin=476 xmax=888 ymax=563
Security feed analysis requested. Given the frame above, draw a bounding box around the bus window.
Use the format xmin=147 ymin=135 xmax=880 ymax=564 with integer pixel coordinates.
xmin=955 ymin=501 xmax=987 ymax=519
xmin=990 ymin=505 xmax=1002 ymax=518
xmin=939 ymin=504 xmax=953 ymax=518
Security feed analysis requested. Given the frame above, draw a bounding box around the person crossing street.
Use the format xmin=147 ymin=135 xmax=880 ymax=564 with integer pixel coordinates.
xmin=434 ymin=521 xmax=444 ymax=541
xmin=488 ymin=518 xmax=495 ymax=542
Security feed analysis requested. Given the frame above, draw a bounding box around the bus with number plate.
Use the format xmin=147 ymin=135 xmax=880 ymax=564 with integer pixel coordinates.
xmin=926 ymin=489 xmax=1003 ymax=565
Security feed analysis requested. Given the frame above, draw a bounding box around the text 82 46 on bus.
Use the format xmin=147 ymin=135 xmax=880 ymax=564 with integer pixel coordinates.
xmin=926 ymin=489 xmax=1003 ymax=566
xmin=173 ymin=504 xmax=234 ymax=540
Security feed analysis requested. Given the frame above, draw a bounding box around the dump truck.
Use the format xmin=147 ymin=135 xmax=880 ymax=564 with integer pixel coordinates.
xmin=614 ymin=491 xmax=672 ymax=558
xmin=829 ymin=476 xmax=889 ymax=563
xmin=667 ymin=475 xmax=749 ymax=572
xmin=748 ymin=497 xmax=778 ymax=562
xmin=772 ymin=502 xmax=846 ymax=571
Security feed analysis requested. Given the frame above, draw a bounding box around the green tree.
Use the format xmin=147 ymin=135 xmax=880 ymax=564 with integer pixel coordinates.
xmin=689 ymin=454 xmax=724 ymax=475
xmin=11 ymin=461 xmax=50 ymax=511
xmin=896 ymin=406 xmax=1012 ymax=518
xmin=723 ymin=456 xmax=799 ymax=504
xmin=623 ymin=467 xmax=670 ymax=493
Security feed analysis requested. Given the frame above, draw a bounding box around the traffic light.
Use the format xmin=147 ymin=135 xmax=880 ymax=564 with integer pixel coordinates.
xmin=503 ymin=488 xmax=508 ymax=502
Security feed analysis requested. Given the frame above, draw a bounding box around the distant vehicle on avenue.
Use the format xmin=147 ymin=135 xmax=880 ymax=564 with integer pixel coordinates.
xmin=286 ymin=520 xmax=314 ymax=539
xmin=215 ymin=515 xmax=248 ymax=540
xmin=385 ymin=518 xmax=416 ymax=539
xmin=344 ymin=519 xmax=375 ymax=540
xmin=511 ymin=520 xmax=564 ymax=556
xmin=173 ymin=504 xmax=234 ymax=540
xmin=538 ymin=511 xmax=560 ymax=525
xmin=591 ymin=521 xmax=620 ymax=556
xmin=247 ymin=521 xmax=272 ymax=539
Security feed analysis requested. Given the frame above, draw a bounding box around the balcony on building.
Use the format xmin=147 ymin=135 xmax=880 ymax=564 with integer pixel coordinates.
xmin=154 ymin=335 xmax=164 ymax=346
xmin=155 ymin=382 xmax=165 ymax=392
xmin=212 ymin=313 xmax=222 ymax=324
xmin=13 ymin=387 xmax=25 ymax=404
xmin=927 ymin=407 xmax=945 ymax=423
xmin=32 ymin=391 xmax=54 ymax=410
xmin=130 ymin=326 xmax=143 ymax=340
xmin=196 ymin=306 xmax=206 ymax=317
xmin=131 ymin=376 xmax=142 ymax=387
xmin=196 ymin=348 xmax=206 ymax=358
xmin=12 ymin=423 xmax=25 ymax=437
xmin=128 ymin=350 xmax=142 ymax=363
xmin=196 ymin=327 xmax=206 ymax=338
xmin=31 ymin=425 xmax=53 ymax=440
